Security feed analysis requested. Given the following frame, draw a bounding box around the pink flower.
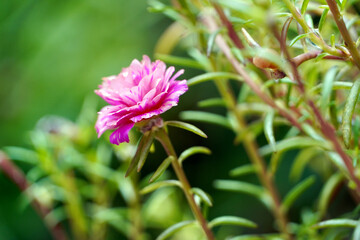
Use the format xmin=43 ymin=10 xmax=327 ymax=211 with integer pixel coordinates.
xmin=95 ymin=55 xmax=188 ymax=145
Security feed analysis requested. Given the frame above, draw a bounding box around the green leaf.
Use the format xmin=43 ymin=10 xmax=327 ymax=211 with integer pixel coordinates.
xmin=259 ymin=137 xmax=331 ymax=156
xmin=301 ymin=123 xmax=324 ymax=141
xmin=342 ymin=78 xmax=360 ymax=148
xmin=125 ymin=132 xmax=154 ymax=177
xmin=214 ymin=180 xmax=265 ymax=199
xmin=207 ymin=29 xmax=222 ymax=56
xmin=315 ymin=52 xmax=330 ymax=62
xmin=234 ymin=120 xmax=264 ymax=145
xmin=93 ymin=207 xmax=130 ymax=235
xmin=198 ymin=98 xmax=226 ymax=108
xmin=320 ymin=66 xmax=338 ymax=111
xmin=327 ymin=152 xmax=347 ymax=172
xmin=331 ymin=34 xmax=336 ymax=48
xmin=281 ymin=176 xmax=316 ymax=213
xmin=353 ymin=219 xmax=360 ymax=240
xmin=341 ymin=0 xmax=348 ymax=10
xmin=228 ymin=236 xmax=263 ymax=240
xmin=187 ymin=72 xmax=242 ymax=86
xmin=165 ymin=120 xmax=207 ymax=138
xmin=155 ymin=54 xmax=203 ymax=69
xmin=232 ymin=47 xmax=245 ymax=64
xmin=228 ymin=234 xmax=282 ymax=240
xmin=137 ymin=133 xmax=155 ymax=172
xmin=191 ymin=187 xmax=213 ymax=206
xmin=178 ymin=146 xmax=211 ymax=165
xmin=149 ymin=156 xmax=174 ymax=183
xmin=313 ymin=219 xmax=358 ymax=229
xmin=156 ymin=220 xmax=196 ymax=240
xmin=264 ymin=110 xmax=276 ymax=152
xmin=289 ymin=33 xmax=309 ymax=47
xmin=301 ymin=0 xmax=311 ymax=14
xmin=318 ymin=8 xmax=329 ymax=32
xmin=236 ymin=103 xmax=272 ymax=114
xmin=86 ymin=162 xmax=117 ymax=181
xmin=290 ymin=148 xmax=322 ymax=181
xmin=3 ymin=147 xmax=38 ymax=164
xmin=148 ymin=0 xmax=183 ymax=22
xmin=179 ymin=111 xmax=232 ymax=129
xmin=209 ymin=216 xmax=257 ymax=229
xmin=305 ymin=14 xmax=314 ymax=28
xmin=229 ymin=164 xmax=257 ymax=177
xmin=187 ymin=48 xmax=211 ymax=71
xmin=238 ymin=84 xmax=250 ymax=103
xmin=311 ymin=81 xmax=352 ymax=93
xmin=140 ymin=180 xmax=182 ymax=195
xmin=270 ymin=152 xmax=282 ymax=174
xmin=263 ymin=77 xmax=297 ymax=89
xmin=318 ymin=173 xmax=344 ymax=218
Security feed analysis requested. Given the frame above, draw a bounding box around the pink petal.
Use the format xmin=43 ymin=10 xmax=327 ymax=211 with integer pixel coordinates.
xmin=109 ymin=122 xmax=135 ymax=145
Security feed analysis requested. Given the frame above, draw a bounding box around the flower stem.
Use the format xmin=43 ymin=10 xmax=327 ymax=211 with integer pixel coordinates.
xmin=155 ymin=128 xmax=215 ymax=240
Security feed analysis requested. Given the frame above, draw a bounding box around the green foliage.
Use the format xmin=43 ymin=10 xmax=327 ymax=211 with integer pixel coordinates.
xmin=165 ymin=120 xmax=208 ymax=138
xmin=5 ymin=0 xmax=360 ymax=239
xmin=149 ymin=156 xmax=174 ymax=183
xmin=126 ymin=131 xmax=155 ymax=176
xmin=156 ymin=220 xmax=196 ymax=240
xmin=208 ymin=216 xmax=257 ymax=229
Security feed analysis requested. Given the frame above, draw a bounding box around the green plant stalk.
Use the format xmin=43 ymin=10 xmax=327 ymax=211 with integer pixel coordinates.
xmin=38 ymin=153 xmax=87 ymax=240
xmin=89 ymin=169 xmax=110 ymax=240
xmin=325 ymin=0 xmax=360 ymax=70
xmin=155 ymin=128 xmax=215 ymax=240
xmin=203 ymin=14 xmax=302 ymax=131
xmin=281 ymin=0 xmax=346 ymax=57
xmin=129 ymin=175 xmax=144 ymax=240
xmin=57 ymin=173 xmax=88 ymax=240
xmin=272 ymin=17 xmax=360 ymax=200
xmin=212 ymin=76 xmax=292 ymax=240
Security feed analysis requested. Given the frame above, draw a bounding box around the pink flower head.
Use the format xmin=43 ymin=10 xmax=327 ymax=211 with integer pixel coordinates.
xmin=95 ymin=55 xmax=188 ymax=145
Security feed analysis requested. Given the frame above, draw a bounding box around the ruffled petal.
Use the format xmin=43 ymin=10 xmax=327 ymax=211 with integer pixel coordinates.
xmin=95 ymin=55 xmax=188 ymax=145
xmin=109 ymin=122 xmax=135 ymax=144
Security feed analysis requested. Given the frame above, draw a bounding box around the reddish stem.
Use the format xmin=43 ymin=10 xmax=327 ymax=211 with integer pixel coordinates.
xmin=213 ymin=3 xmax=244 ymax=49
xmin=0 ymin=152 xmax=68 ymax=240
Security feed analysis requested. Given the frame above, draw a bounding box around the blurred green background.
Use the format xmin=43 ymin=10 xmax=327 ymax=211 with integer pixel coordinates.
xmin=0 ymin=0 xmax=168 ymax=147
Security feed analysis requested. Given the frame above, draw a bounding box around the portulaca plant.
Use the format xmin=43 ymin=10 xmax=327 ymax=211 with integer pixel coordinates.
xmin=4 ymin=0 xmax=360 ymax=239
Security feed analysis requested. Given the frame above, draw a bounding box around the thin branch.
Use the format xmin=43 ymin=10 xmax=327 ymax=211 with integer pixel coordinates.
xmin=293 ymin=51 xmax=346 ymax=66
xmin=326 ymin=0 xmax=360 ymax=70
xmin=203 ymin=14 xmax=303 ymax=131
xmin=271 ymin=20 xmax=360 ymax=200
xmin=213 ymin=2 xmax=245 ymax=49
xmin=203 ymin=14 xmax=294 ymax=240
xmin=0 ymin=151 xmax=68 ymax=240
xmin=155 ymin=128 xmax=215 ymax=240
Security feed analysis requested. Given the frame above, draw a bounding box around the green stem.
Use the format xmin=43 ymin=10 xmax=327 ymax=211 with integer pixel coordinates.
xmin=325 ymin=0 xmax=360 ymax=70
xmin=129 ymin=175 xmax=144 ymax=240
xmin=282 ymin=0 xmax=346 ymax=57
xmin=212 ymin=77 xmax=292 ymax=240
xmin=155 ymin=128 xmax=215 ymax=240
xmin=59 ymin=173 xmax=88 ymax=240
